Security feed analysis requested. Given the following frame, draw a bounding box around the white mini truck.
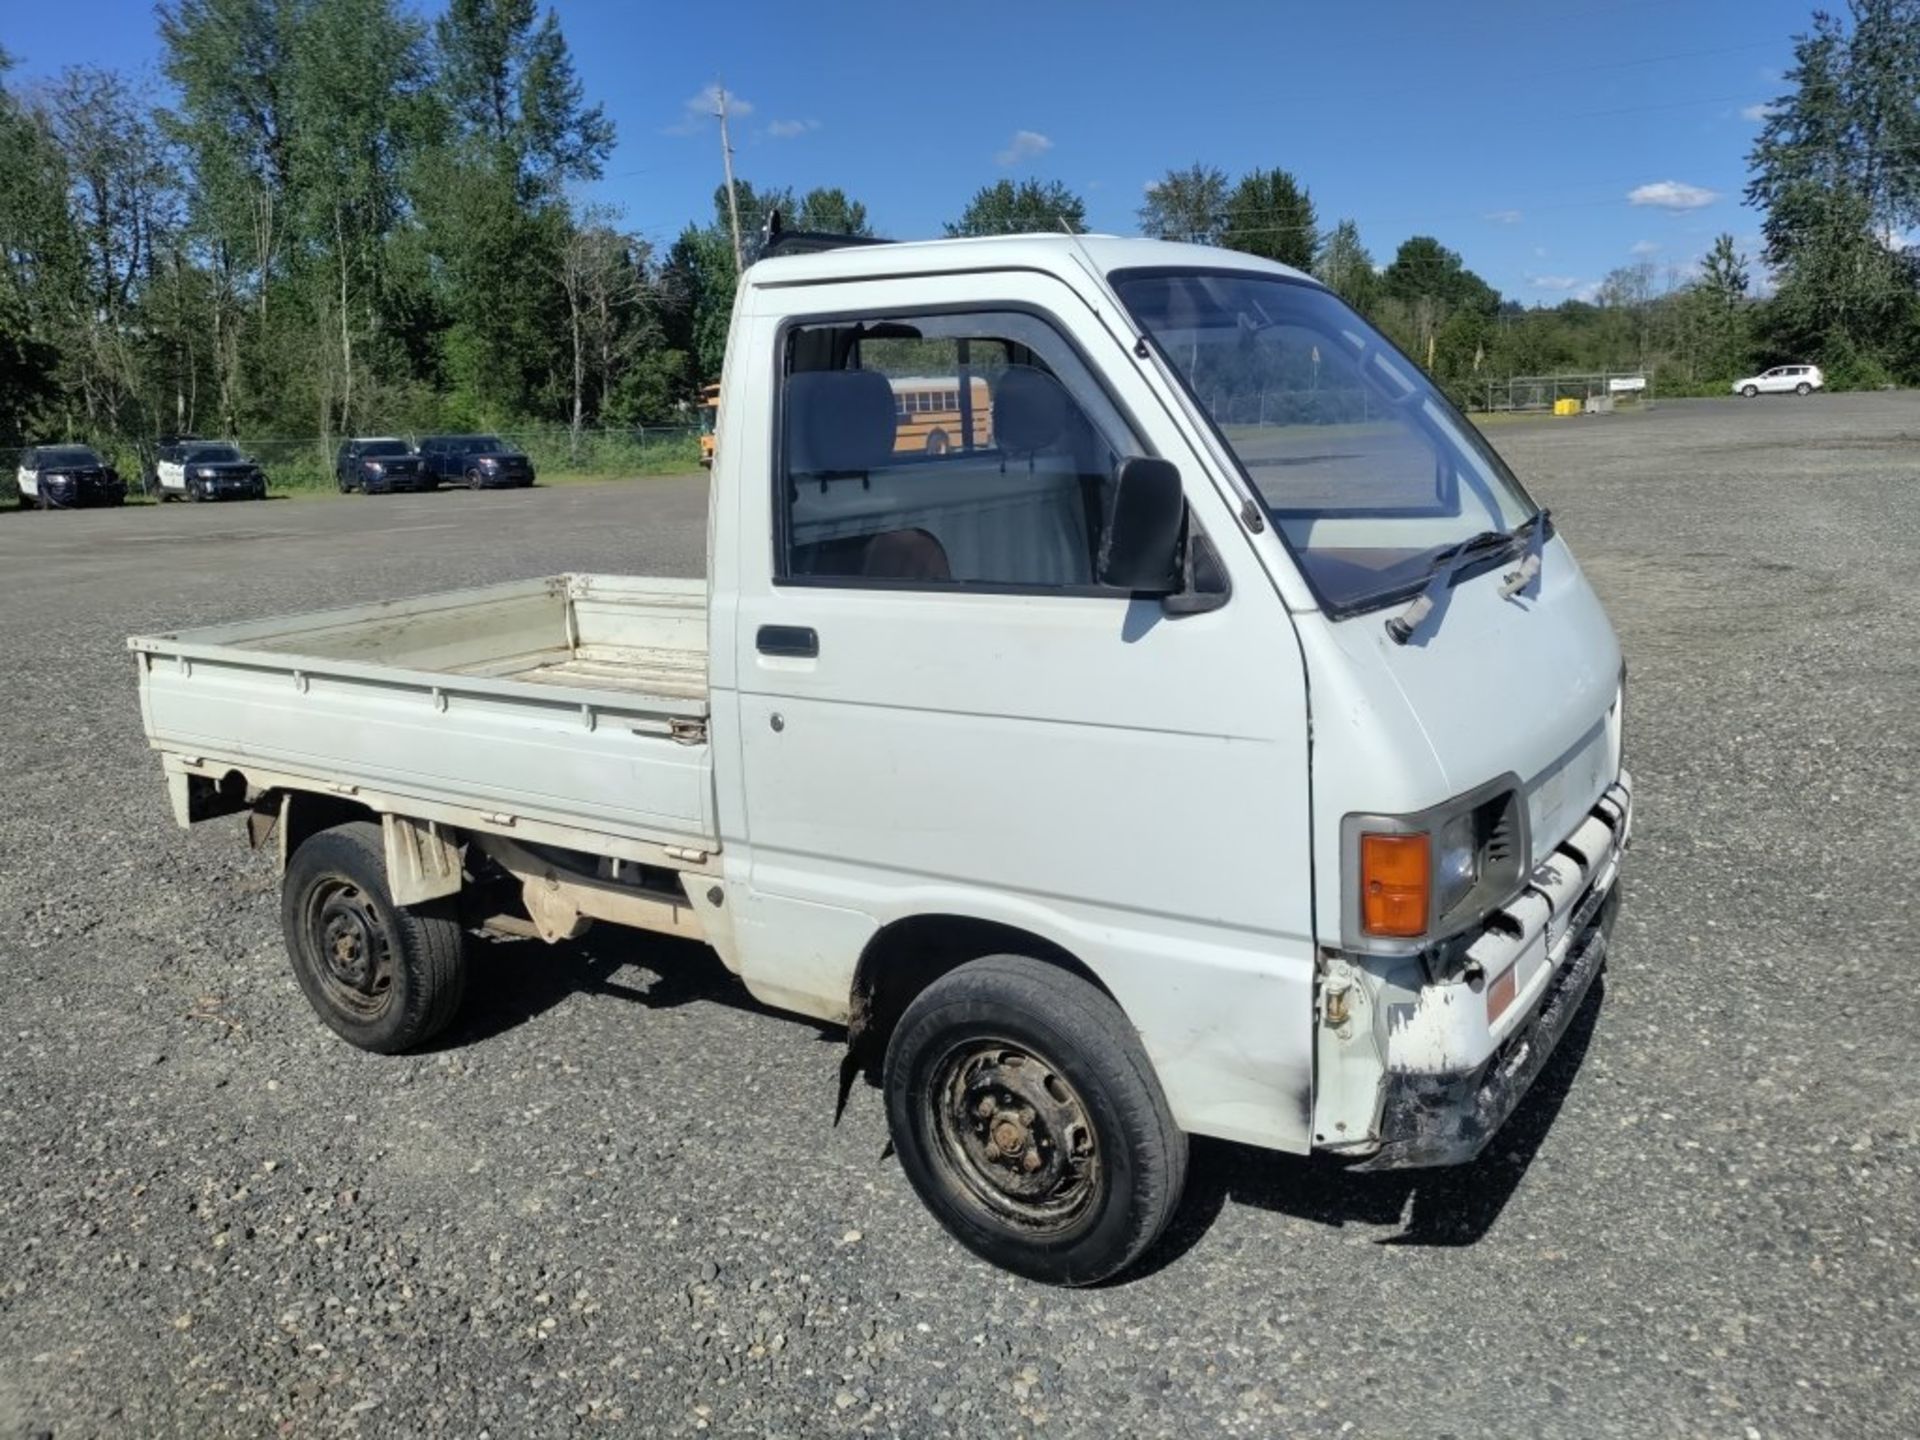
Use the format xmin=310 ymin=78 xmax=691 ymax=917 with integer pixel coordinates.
xmin=131 ymin=236 xmax=1631 ymax=1284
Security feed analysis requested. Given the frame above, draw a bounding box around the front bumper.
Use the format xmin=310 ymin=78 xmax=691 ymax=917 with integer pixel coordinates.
xmin=195 ymin=478 xmax=266 ymax=500
xmin=43 ymin=481 xmax=125 ymax=508
xmin=1351 ymin=773 xmax=1633 ymax=1170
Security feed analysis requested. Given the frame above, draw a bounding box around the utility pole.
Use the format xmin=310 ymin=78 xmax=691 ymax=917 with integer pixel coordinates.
xmin=714 ymin=83 xmax=744 ymax=274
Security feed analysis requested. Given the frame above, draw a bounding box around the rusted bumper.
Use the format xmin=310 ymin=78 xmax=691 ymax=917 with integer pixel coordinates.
xmin=1355 ymin=884 xmax=1615 ymax=1170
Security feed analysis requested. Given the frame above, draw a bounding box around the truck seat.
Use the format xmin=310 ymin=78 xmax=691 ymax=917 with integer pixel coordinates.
xmin=787 ymin=369 xmax=897 ymax=476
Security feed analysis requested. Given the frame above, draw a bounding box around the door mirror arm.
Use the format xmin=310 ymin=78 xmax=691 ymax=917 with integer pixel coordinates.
xmin=1161 ymin=528 xmax=1231 ymax=616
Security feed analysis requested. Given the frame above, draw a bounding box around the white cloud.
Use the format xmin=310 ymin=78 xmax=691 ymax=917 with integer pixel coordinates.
xmin=1484 ymin=209 xmax=1523 ymax=225
xmin=1740 ymin=102 xmax=1778 ymax=122
xmin=765 ymin=118 xmax=820 ymax=139
xmin=995 ymin=129 xmax=1053 ymax=167
xmin=1630 ymin=239 xmax=1662 ymax=256
xmin=666 ymin=84 xmax=752 ymax=136
xmin=1532 ymin=245 xmax=1550 ymax=259
xmin=1527 ymin=274 xmax=1587 ymax=292
xmin=1627 ymin=180 xmax=1720 ymax=211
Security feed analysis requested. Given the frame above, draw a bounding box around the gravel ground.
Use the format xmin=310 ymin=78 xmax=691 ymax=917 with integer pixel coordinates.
xmin=1 ymin=394 xmax=1916 ymax=1438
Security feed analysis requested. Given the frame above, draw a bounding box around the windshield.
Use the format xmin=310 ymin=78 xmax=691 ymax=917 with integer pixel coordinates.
xmin=186 ymin=444 xmax=243 ymax=463
xmin=1113 ymin=270 xmax=1536 ymax=614
xmin=360 ymin=440 xmax=411 ymax=458
xmin=42 ymin=446 xmax=101 ymax=467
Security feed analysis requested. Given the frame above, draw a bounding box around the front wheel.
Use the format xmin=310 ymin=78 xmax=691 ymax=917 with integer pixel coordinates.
xmin=1741 ymin=384 xmax=1759 ymax=398
xmin=282 ymin=821 xmax=468 ymax=1053
xmin=884 ymin=955 xmax=1187 ymax=1286
xmin=466 ymin=468 xmax=482 ymax=490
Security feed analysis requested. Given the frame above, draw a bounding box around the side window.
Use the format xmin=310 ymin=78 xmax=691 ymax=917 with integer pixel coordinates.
xmin=778 ymin=310 xmax=1142 ymax=589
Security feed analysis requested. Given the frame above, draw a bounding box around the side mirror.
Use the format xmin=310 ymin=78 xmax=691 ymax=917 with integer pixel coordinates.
xmin=1098 ymin=456 xmax=1185 ymax=593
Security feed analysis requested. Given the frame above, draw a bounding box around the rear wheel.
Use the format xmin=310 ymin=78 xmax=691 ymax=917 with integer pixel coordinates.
xmin=925 ymin=430 xmax=949 ymax=457
xmin=884 ymin=954 xmax=1186 ymax=1286
xmin=1741 ymin=384 xmax=1759 ymax=398
xmin=281 ymin=821 xmax=468 ymax=1053
xmin=1795 ymin=381 xmax=1812 ymax=396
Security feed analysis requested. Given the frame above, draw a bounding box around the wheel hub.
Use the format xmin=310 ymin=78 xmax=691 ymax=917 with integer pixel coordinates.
xmin=306 ymin=881 xmax=395 ymax=1014
xmin=936 ymin=1046 xmax=1098 ymax=1224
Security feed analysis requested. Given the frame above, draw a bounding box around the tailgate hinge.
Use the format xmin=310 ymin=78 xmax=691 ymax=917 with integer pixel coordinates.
xmin=669 ymin=718 xmax=708 ymax=745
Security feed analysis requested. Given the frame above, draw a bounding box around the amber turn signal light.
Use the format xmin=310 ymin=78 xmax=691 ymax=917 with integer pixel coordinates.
xmin=1360 ymin=832 xmax=1430 ymax=937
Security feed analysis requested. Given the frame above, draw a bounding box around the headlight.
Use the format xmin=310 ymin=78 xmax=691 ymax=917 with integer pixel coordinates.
xmin=366 ymin=461 xmax=385 ymax=474
xmin=1342 ymin=779 xmax=1527 ymax=953
xmin=46 ymin=472 xmax=70 ymax=484
xmin=479 ymin=456 xmax=499 ymax=468
xmin=1433 ymin=811 xmax=1481 ymax=917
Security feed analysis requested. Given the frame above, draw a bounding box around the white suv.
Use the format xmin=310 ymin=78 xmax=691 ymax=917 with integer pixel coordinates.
xmin=1733 ymin=364 xmax=1824 ymax=397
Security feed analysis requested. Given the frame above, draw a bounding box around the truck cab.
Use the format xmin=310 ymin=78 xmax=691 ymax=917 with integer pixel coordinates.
xmin=132 ymin=235 xmax=1629 ymax=1285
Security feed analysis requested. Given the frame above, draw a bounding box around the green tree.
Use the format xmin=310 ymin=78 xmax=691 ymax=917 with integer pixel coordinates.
xmin=1313 ymin=219 xmax=1376 ymax=311
xmin=1745 ymin=2 xmax=1920 ymax=377
xmin=426 ymin=0 xmax=612 ymax=421
xmin=285 ymin=0 xmax=432 ymax=437
xmin=0 ymin=48 xmax=73 ymax=444
xmin=946 ymin=178 xmax=1086 ymax=237
xmin=1382 ymin=235 xmax=1497 ymax=314
xmin=434 ymin=0 xmax=612 ymax=192
xmin=1684 ymin=233 xmax=1752 ymax=380
xmin=40 ymin=67 xmax=180 ymax=436
xmin=794 ymin=186 xmax=873 ymax=236
xmin=1139 ymin=163 xmax=1228 ymax=245
xmin=661 ymin=222 xmax=736 ymax=383
xmin=1221 ymin=168 xmax=1316 ymax=269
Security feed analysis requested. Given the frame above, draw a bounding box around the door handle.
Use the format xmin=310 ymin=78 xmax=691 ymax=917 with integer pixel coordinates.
xmin=756 ymin=624 xmax=819 ymax=658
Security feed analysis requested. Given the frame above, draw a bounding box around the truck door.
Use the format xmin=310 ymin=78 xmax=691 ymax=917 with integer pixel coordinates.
xmin=717 ymin=270 xmax=1320 ymax=1152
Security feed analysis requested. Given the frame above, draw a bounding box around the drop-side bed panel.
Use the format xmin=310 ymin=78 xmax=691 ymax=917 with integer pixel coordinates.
xmin=129 ymin=574 xmax=717 ymax=850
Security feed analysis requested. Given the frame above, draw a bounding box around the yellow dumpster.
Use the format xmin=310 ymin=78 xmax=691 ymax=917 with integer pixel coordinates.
xmin=1552 ymin=397 xmax=1582 ymax=416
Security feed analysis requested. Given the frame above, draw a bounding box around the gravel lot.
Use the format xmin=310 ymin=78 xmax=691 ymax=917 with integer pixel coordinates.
xmin=2 ymin=394 xmax=1916 ymax=1438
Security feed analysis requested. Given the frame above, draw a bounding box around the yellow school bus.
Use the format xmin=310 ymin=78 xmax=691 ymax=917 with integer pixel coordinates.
xmin=698 ymin=382 xmax=721 ymax=467
xmin=889 ymin=376 xmax=992 ymax=455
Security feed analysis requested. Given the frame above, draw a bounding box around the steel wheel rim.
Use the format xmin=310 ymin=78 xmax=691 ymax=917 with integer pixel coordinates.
xmin=303 ymin=877 xmax=397 ymax=1019
xmin=926 ymin=1037 xmax=1102 ymax=1233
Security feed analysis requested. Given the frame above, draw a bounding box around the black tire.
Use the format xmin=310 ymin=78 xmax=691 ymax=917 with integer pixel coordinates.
xmin=466 ymin=467 xmax=482 ymax=490
xmin=925 ymin=430 xmax=949 ymax=457
xmin=884 ymin=954 xmax=1187 ymax=1286
xmin=281 ymin=820 xmax=468 ymax=1053
xmin=1741 ymin=384 xmax=1759 ymax=398
xmin=1796 ymin=381 xmax=1812 ymax=396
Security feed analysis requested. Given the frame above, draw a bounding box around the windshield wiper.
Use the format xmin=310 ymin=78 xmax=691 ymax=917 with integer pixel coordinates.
xmin=1384 ymin=510 xmax=1550 ymax=645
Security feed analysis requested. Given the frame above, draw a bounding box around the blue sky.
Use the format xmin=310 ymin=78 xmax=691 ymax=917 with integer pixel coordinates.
xmin=4 ymin=0 xmax=1818 ymax=302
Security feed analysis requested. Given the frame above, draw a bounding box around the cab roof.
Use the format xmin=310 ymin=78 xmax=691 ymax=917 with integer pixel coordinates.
xmin=746 ymin=233 xmax=1317 ymax=290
